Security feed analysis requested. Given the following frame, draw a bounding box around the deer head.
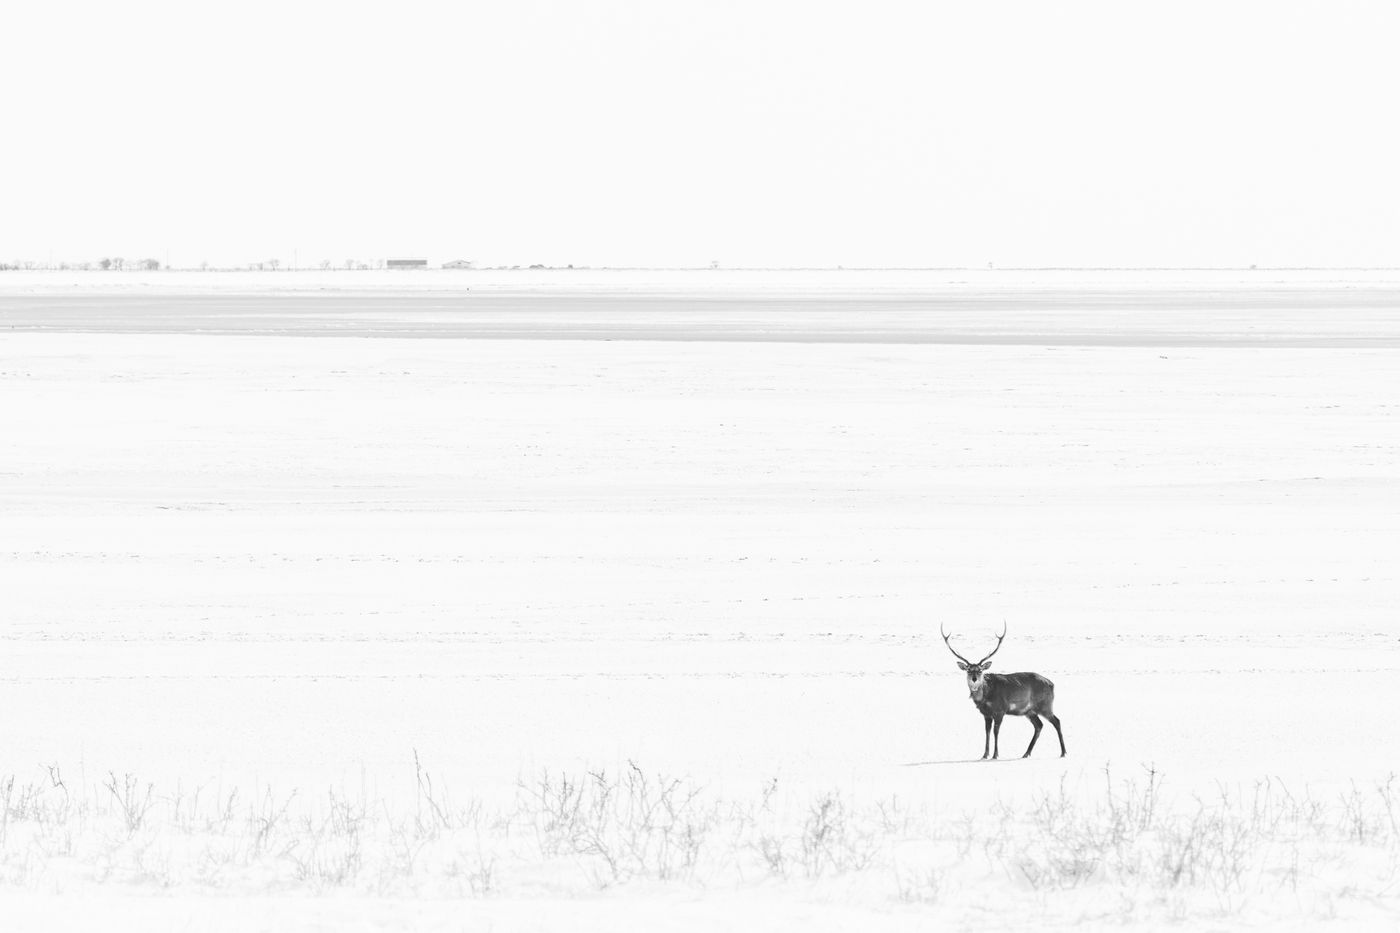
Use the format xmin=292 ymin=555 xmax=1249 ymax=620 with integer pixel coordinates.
xmin=940 ymin=622 xmax=1006 ymax=689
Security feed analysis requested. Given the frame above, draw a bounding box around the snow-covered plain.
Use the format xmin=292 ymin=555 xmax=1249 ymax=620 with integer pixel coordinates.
xmin=2 ymin=271 xmax=1398 ymax=929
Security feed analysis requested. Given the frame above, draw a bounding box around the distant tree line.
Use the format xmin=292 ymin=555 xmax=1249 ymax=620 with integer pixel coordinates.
xmin=96 ymin=258 xmax=161 ymax=271
xmin=2 ymin=257 xmax=590 ymax=272
xmin=0 ymin=258 xmax=161 ymax=271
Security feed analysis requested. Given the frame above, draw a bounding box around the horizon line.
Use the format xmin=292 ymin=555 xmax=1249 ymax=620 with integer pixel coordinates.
xmin=6 ymin=265 xmax=1400 ymax=273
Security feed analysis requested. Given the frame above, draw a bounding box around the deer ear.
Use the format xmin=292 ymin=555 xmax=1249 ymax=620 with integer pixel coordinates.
xmin=955 ymin=661 xmax=968 ymax=671
xmin=982 ymin=661 xmax=993 ymax=671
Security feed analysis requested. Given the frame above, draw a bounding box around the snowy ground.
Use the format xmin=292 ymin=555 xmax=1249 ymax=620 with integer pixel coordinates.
xmin=1 ymin=272 xmax=1398 ymax=929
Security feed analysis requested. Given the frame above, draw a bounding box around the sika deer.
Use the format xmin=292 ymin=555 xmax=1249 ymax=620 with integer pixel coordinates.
xmin=941 ymin=623 xmax=1065 ymax=759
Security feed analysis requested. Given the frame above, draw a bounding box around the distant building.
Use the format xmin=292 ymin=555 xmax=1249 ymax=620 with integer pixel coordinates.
xmin=386 ymin=259 xmax=428 ymax=269
xmin=442 ymin=260 xmax=474 ymax=269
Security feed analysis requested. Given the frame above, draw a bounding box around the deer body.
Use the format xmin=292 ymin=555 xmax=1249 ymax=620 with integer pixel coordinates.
xmin=942 ymin=624 xmax=1066 ymax=760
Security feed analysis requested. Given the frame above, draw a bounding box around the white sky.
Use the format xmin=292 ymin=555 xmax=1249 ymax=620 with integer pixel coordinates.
xmin=3 ymin=1 xmax=1398 ymax=268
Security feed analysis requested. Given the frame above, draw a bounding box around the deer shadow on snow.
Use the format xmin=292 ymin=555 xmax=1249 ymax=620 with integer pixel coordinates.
xmin=898 ymin=756 xmax=1051 ymax=767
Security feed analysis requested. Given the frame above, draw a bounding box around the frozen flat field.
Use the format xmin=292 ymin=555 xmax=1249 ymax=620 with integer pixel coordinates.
xmin=2 ymin=274 xmax=1399 ymax=929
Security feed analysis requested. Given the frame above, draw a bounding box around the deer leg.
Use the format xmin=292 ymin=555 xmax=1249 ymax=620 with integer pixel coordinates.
xmin=1046 ymin=713 xmax=1066 ymax=757
xmin=981 ymin=716 xmax=992 ymax=759
xmin=1023 ymin=714 xmax=1043 ymax=758
xmin=991 ymin=715 xmax=1004 ymax=760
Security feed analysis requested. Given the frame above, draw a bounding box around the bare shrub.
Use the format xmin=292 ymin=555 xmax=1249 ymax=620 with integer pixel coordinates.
xmin=517 ymin=761 xmax=716 ymax=887
xmin=104 ymin=772 xmax=156 ymax=836
xmin=0 ymin=758 xmax=1394 ymax=925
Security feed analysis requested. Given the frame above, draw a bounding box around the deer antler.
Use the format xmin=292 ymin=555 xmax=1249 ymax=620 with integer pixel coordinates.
xmin=939 ymin=623 xmax=973 ymax=665
xmin=977 ymin=621 xmax=1008 ymax=665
